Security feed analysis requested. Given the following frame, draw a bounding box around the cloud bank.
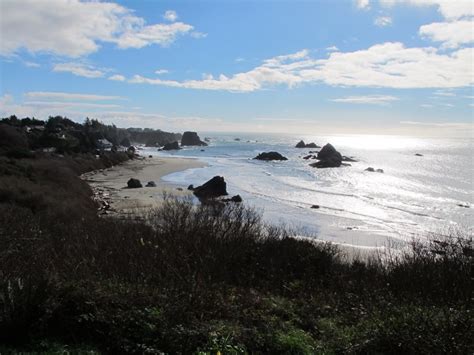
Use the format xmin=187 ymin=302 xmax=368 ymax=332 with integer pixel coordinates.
xmin=128 ymin=43 xmax=473 ymax=92
xmin=0 ymin=0 xmax=201 ymax=57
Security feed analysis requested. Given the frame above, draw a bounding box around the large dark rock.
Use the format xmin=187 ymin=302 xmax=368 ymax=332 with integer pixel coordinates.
xmin=310 ymin=143 xmax=342 ymax=168
xmin=305 ymin=142 xmax=320 ymax=148
xmin=230 ymin=195 xmax=243 ymax=203
xmin=146 ymin=181 xmax=156 ymax=187
xmin=162 ymin=141 xmax=180 ymax=150
xmin=181 ymin=131 xmax=208 ymax=146
xmin=193 ymin=176 xmax=228 ymax=199
xmin=127 ymin=178 xmax=142 ymax=188
xmin=254 ymin=152 xmax=288 ymax=161
xmin=295 ymin=140 xmax=306 ymax=148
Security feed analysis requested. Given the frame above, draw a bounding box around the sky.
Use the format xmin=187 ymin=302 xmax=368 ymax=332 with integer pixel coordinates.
xmin=0 ymin=0 xmax=473 ymax=136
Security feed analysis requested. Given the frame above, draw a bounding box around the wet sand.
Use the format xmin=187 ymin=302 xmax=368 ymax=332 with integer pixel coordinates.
xmin=81 ymin=156 xmax=205 ymax=217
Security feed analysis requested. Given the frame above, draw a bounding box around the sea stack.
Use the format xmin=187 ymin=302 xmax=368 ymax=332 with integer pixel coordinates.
xmin=162 ymin=141 xmax=180 ymax=150
xmin=181 ymin=131 xmax=208 ymax=146
xmin=193 ymin=176 xmax=228 ymax=199
xmin=254 ymin=152 xmax=288 ymax=161
xmin=309 ymin=143 xmax=342 ymax=168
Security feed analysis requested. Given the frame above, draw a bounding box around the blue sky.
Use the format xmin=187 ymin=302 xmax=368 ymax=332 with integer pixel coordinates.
xmin=0 ymin=0 xmax=472 ymax=136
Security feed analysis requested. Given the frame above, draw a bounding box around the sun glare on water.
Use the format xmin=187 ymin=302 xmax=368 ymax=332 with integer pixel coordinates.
xmin=315 ymin=135 xmax=427 ymax=151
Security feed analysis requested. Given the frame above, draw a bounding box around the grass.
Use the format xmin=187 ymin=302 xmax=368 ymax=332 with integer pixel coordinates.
xmin=0 ymin=152 xmax=472 ymax=354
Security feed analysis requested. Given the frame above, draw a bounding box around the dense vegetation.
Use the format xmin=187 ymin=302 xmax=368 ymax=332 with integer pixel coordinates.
xmin=0 ymin=116 xmax=472 ymax=354
xmin=0 ymin=115 xmax=181 ymax=154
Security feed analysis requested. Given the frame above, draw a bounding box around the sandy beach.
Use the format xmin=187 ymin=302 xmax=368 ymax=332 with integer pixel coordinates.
xmin=81 ymin=156 xmax=205 ymax=217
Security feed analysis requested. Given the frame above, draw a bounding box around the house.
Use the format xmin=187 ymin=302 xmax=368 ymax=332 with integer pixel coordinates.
xmin=97 ymin=138 xmax=113 ymax=151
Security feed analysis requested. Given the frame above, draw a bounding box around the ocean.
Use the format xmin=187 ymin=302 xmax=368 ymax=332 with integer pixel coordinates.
xmin=143 ymin=133 xmax=473 ymax=249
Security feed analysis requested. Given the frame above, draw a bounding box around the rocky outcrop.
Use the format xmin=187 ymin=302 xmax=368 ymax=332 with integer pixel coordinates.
xmin=162 ymin=141 xmax=180 ymax=150
xmin=254 ymin=152 xmax=288 ymax=161
xmin=295 ymin=140 xmax=320 ymax=148
xmin=146 ymin=181 xmax=156 ymax=187
xmin=181 ymin=131 xmax=208 ymax=146
xmin=127 ymin=178 xmax=142 ymax=188
xmin=295 ymin=140 xmax=306 ymax=148
xmin=309 ymin=143 xmax=342 ymax=168
xmin=193 ymin=176 xmax=228 ymax=199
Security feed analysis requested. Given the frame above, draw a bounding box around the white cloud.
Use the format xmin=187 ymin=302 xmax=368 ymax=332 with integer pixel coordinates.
xmin=400 ymin=120 xmax=470 ymax=127
xmin=25 ymin=91 xmax=124 ymax=101
xmin=154 ymin=69 xmax=169 ymax=75
xmin=326 ymin=46 xmax=339 ymax=52
xmin=115 ymin=22 xmax=194 ymax=49
xmin=53 ymin=62 xmax=106 ymax=78
xmin=24 ymin=61 xmax=40 ymax=68
xmin=420 ymin=104 xmax=434 ymax=108
xmin=433 ymin=90 xmax=455 ymax=97
xmin=23 ymin=101 xmax=121 ymax=109
xmin=379 ymin=0 xmax=473 ymax=20
xmin=331 ymin=95 xmax=399 ymax=105
xmin=108 ymin=74 xmax=126 ymax=81
xmin=163 ymin=10 xmax=178 ymax=22
xmin=0 ymin=0 xmax=200 ymax=57
xmin=420 ymin=20 xmax=474 ymax=48
xmin=190 ymin=31 xmax=208 ymax=39
xmin=356 ymin=0 xmax=370 ymax=9
xmin=374 ymin=16 xmax=393 ymax=27
xmin=0 ymin=94 xmax=120 ymax=119
xmin=128 ymin=43 xmax=473 ymax=92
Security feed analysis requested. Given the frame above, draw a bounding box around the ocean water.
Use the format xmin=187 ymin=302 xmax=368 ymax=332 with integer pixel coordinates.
xmin=143 ymin=133 xmax=473 ymax=248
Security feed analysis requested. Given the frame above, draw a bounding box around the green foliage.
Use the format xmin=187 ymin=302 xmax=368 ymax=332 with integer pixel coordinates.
xmin=1 ymin=115 xmax=181 ymax=155
xmin=274 ymin=329 xmax=316 ymax=355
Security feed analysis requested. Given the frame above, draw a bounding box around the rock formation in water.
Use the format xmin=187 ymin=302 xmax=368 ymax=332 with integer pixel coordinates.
xmin=254 ymin=152 xmax=288 ymax=161
xmin=193 ymin=176 xmax=228 ymax=199
xmin=309 ymin=143 xmax=342 ymax=168
xmin=295 ymin=140 xmax=320 ymax=148
xmin=365 ymin=167 xmax=384 ymax=173
xmin=181 ymin=131 xmax=208 ymax=146
xmin=162 ymin=141 xmax=180 ymax=150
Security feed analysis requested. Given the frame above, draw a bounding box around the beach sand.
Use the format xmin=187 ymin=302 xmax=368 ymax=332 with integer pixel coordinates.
xmin=81 ymin=156 xmax=205 ymax=217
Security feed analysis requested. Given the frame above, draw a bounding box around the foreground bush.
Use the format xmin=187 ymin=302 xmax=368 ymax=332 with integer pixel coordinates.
xmin=0 ymin=188 xmax=472 ymax=353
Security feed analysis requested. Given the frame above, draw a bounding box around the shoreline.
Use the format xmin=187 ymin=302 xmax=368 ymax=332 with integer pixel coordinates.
xmin=81 ymin=155 xmax=206 ymax=218
xmin=82 ymin=153 xmax=382 ymax=260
